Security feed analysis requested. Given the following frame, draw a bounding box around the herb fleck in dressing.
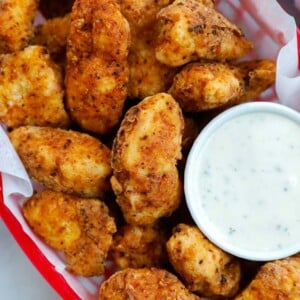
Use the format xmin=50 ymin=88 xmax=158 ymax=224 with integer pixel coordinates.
xmin=195 ymin=112 xmax=300 ymax=252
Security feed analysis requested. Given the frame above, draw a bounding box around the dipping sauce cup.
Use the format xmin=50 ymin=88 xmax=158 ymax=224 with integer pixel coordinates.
xmin=185 ymin=101 xmax=300 ymax=261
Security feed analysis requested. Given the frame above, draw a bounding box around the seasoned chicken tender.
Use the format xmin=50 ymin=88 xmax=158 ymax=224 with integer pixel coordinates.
xmin=9 ymin=126 xmax=112 ymax=198
xmin=119 ymin=0 xmax=176 ymax=99
xmin=235 ymin=257 xmax=300 ymax=300
xmin=99 ymin=267 xmax=201 ymax=300
xmin=0 ymin=45 xmax=69 ymax=129
xmin=23 ymin=189 xmax=116 ymax=276
xmin=65 ymin=0 xmax=130 ymax=135
xmin=156 ymin=0 xmax=253 ymax=67
xmin=111 ymin=93 xmax=184 ymax=225
xmin=169 ymin=62 xmax=244 ymax=112
xmin=31 ymin=14 xmax=71 ymax=67
xmin=167 ymin=224 xmax=241 ymax=298
xmin=110 ymin=222 xmax=168 ymax=269
xmin=0 ymin=0 xmax=38 ymax=54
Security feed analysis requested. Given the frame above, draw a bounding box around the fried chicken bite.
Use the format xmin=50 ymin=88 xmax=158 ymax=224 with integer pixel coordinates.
xmin=9 ymin=126 xmax=112 ymax=198
xmin=169 ymin=59 xmax=276 ymax=112
xmin=119 ymin=0 xmax=177 ymax=99
xmin=235 ymin=257 xmax=300 ymax=300
xmin=155 ymin=0 xmax=253 ymax=67
xmin=31 ymin=14 xmax=71 ymax=68
xmin=23 ymin=189 xmax=116 ymax=276
xmin=169 ymin=62 xmax=244 ymax=112
xmin=167 ymin=224 xmax=241 ymax=298
xmin=65 ymin=0 xmax=130 ymax=135
xmin=0 ymin=45 xmax=69 ymax=129
xmin=110 ymin=222 xmax=168 ymax=269
xmin=0 ymin=0 xmax=38 ymax=54
xmin=111 ymin=93 xmax=184 ymax=225
xmin=99 ymin=267 xmax=201 ymax=300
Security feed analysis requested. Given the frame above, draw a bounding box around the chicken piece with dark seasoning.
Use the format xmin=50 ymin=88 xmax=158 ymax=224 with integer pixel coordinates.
xmin=155 ymin=0 xmax=253 ymax=67
xmin=23 ymin=189 xmax=116 ymax=277
xmin=111 ymin=93 xmax=184 ymax=225
xmin=9 ymin=126 xmax=112 ymax=198
xmin=167 ymin=223 xmax=241 ymax=298
xmin=65 ymin=0 xmax=130 ymax=135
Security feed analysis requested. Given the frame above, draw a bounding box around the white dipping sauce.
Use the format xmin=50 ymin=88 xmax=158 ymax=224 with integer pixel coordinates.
xmin=185 ymin=104 xmax=300 ymax=260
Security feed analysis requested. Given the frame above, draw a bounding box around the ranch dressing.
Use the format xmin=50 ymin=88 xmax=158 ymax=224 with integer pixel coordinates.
xmin=190 ymin=110 xmax=300 ymax=255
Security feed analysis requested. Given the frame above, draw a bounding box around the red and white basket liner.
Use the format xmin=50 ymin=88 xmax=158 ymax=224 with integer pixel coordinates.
xmin=1 ymin=0 xmax=300 ymax=299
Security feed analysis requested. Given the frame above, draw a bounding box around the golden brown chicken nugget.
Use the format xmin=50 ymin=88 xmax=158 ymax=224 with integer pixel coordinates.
xmin=9 ymin=126 xmax=112 ymax=198
xmin=99 ymin=267 xmax=201 ymax=299
xmin=120 ymin=0 xmax=177 ymax=99
xmin=111 ymin=93 xmax=184 ymax=225
xmin=169 ymin=62 xmax=244 ymax=112
xmin=167 ymin=224 xmax=241 ymax=298
xmin=23 ymin=189 xmax=116 ymax=276
xmin=110 ymin=221 xmax=168 ymax=269
xmin=235 ymin=257 xmax=300 ymax=300
xmin=156 ymin=0 xmax=253 ymax=67
xmin=0 ymin=45 xmax=69 ymax=129
xmin=65 ymin=0 xmax=130 ymax=135
xmin=31 ymin=14 xmax=71 ymax=67
xmin=0 ymin=0 xmax=38 ymax=54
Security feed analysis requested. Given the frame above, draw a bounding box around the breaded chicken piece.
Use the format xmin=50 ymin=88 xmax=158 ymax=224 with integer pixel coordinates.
xmin=0 ymin=0 xmax=38 ymax=54
xmin=233 ymin=59 xmax=276 ymax=102
xmin=31 ymin=14 xmax=71 ymax=67
xmin=9 ymin=126 xmax=112 ymax=198
xmin=169 ymin=62 xmax=244 ymax=112
xmin=111 ymin=93 xmax=184 ymax=225
xmin=235 ymin=257 xmax=300 ymax=300
xmin=156 ymin=0 xmax=253 ymax=67
xmin=39 ymin=0 xmax=74 ymax=18
xmin=119 ymin=0 xmax=177 ymax=99
xmin=0 ymin=45 xmax=69 ymax=129
xmin=110 ymin=222 xmax=168 ymax=269
xmin=99 ymin=267 xmax=201 ymax=299
xmin=127 ymin=27 xmax=177 ymax=99
xmin=167 ymin=224 xmax=241 ymax=298
xmin=65 ymin=0 xmax=130 ymax=135
xmin=23 ymin=189 xmax=116 ymax=276
xmin=169 ymin=59 xmax=276 ymax=112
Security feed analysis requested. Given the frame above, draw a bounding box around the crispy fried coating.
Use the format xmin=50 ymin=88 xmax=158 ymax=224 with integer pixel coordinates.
xmin=235 ymin=257 xmax=300 ymax=300
xmin=169 ymin=59 xmax=276 ymax=112
xmin=155 ymin=0 xmax=253 ymax=67
xmin=39 ymin=0 xmax=74 ymax=18
xmin=0 ymin=45 xmax=69 ymax=129
xmin=0 ymin=0 xmax=38 ymax=54
xmin=99 ymin=267 xmax=201 ymax=300
xmin=233 ymin=59 xmax=276 ymax=102
xmin=31 ymin=14 xmax=71 ymax=66
xmin=119 ymin=0 xmax=177 ymax=99
xmin=166 ymin=224 xmax=241 ymax=298
xmin=169 ymin=62 xmax=244 ymax=112
xmin=23 ymin=189 xmax=116 ymax=276
xmin=110 ymin=222 xmax=168 ymax=269
xmin=111 ymin=93 xmax=184 ymax=225
xmin=127 ymin=26 xmax=177 ymax=99
xmin=65 ymin=0 xmax=130 ymax=135
xmin=9 ymin=126 xmax=112 ymax=198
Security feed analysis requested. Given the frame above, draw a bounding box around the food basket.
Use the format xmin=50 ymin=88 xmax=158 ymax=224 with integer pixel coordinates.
xmin=1 ymin=0 xmax=300 ymax=299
